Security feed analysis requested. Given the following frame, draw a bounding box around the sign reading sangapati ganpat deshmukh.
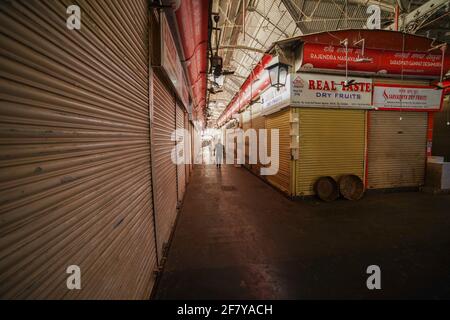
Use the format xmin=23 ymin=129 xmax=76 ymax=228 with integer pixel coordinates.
xmin=290 ymin=73 xmax=373 ymax=109
xmin=373 ymin=84 xmax=443 ymax=111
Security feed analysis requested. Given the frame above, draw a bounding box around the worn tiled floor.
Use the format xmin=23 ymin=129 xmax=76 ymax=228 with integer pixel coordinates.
xmin=154 ymin=164 xmax=450 ymax=299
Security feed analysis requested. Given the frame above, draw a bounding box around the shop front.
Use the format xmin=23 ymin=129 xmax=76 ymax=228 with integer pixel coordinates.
xmin=219 ymin=30 xmax=448 ymax=198
xmin=367 ymin=80 xmax=442 ymax=189
xmin=151 ymin=11 xmax=191 ymax=261
xmin=259 ymin=73 xmax=370 ymax=196
xmin=257 ymin=73 xmax=443 ymax=196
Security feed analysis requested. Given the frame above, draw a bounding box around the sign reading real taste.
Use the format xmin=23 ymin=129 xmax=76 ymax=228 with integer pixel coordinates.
xmin=373 ymin=85 xmax=443 ymax=111
xmin=290 ymin=73 xmax=373 ymax=108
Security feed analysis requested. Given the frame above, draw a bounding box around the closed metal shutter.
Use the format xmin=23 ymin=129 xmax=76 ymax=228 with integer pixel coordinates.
xmin=184 ymin=113 xmax=190 ymax=184
xmin=241 ymin=109 xmax=251 ymax=168
xmin=250 ymin=103 xmax=265 ymax=176
xmin=295 ymin=108 xmax=366 ymax=196
xmin=367 ymin=111 xmax=427 ymax=189
xmin=265 ymin=108 xmax=291 ymax=194
xmin=0 ymin=0 xmax=156 ymax=299
xmin=152 ymin=73 xmax=177 ymax=262
xmin=176 ymin=103 xmax=186 ymax=202
xmin=189 ymin=122 xmax=194 ymax=173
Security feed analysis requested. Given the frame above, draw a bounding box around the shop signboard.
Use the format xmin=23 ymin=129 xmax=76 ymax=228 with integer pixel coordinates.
xmin=302 ymin=43 xmax=448 ymax=77
xmin=260 ymin=74 xmax=291 ymax=115
xmin=161 ymin=13 xmax=189 ymax=108
xmin=373 ymin=84 xmax=443 ymax=111
xmin=290 ymin=73 xmax=372 ymax=109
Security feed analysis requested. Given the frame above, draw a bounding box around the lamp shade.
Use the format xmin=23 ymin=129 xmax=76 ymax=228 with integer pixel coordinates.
xmin=266 ymin=61 xmax=290 ymax=90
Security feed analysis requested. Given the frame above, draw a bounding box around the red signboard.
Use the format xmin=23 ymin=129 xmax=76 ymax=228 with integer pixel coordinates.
xmin=302 ymin=43 xmax=450 ymax=77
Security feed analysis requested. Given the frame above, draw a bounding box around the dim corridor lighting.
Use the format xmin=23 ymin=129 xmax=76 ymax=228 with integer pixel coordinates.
xmin=266 ymin=61 xmax=290 ymax=91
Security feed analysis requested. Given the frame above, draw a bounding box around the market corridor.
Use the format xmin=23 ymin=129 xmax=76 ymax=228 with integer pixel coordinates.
xmin=154 ymin=164 xmax=450 ymax=300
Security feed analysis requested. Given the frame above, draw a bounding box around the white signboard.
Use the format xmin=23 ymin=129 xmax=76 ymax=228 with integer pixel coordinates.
xmin=290 ymin=73 xmax=373 ymax=109
xmin=260 ymin=74 xmax=291 ymax=115
xmin=373 ymin=85 xmax=442 ymax=111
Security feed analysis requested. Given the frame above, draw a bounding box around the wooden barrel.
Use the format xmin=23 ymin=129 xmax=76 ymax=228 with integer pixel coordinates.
xmin=338 ymin=174 xmax=365 ymax=200
xmin=313 ymin=176 xmax=339 ymax=202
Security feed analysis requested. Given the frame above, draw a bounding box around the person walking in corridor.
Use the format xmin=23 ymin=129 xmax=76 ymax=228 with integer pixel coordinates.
xmin=214 ymin=139 xmax=224 ymax=168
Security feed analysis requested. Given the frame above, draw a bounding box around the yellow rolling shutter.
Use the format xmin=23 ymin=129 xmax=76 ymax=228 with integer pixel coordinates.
xmin=367 ymin=111 xmax=427 ymax=189
xmin=0 ymin=0 xmax=156 ymax=299
xmin=241 ymin=109 xmax=251 ymax=168
xmin=295 ymin=108 xmax=366 ymax=196
xmin=266 ymin=108 xmax=291 ymax=194
xmin=250 ymin=103 xmax=265 ymax=176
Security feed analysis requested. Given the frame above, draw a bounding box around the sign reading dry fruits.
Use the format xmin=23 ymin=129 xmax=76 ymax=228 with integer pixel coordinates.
xmin=290 ymin=73 xmax=373 ymax=108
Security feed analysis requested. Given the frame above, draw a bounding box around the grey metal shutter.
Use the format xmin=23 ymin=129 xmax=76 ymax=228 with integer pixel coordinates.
xmin=367 ymin=111 xmax=427 ymax=189
xmin=184 ymin=112 xmax=190 ymax=184
xmin=152 ymin=73 xmax=178 ymax=262
xmin=176 ymin=103 xmax=186 ymax=201
xmin=0 ymin=0 xmax=156 ymax=299
xmin=189 ymin=121 xmax=194 ymax=174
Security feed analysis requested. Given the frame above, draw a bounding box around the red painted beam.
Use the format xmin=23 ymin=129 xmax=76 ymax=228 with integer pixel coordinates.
xmin=175 ymin=0 xmax=209 ymax=125
xmin=218 ymin=54 xmax=273 ymax=126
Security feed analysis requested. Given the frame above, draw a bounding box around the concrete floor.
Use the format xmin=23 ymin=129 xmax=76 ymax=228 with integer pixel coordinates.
xmin=154 ymin=165 xmax=450 ymax=299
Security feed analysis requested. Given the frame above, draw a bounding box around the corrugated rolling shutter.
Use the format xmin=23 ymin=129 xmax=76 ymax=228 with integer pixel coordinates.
xmin=367 ymin=111 xmax=427 ymax=189
xmin=241 ymin=109 xmax=251 ymax=168
xmin=0 ymin=0 xmax=156 ymax=299
xmin=189 ymin=122 xmax=194 ymax=173
xmin=152 ymin=73 xmax=177 ymax=262
xmin=295 ymin=108 xmax=366 ymax=196
xmin=176 ymin=103 xmax=186 ymax=202
xmin=250 ymin=103 xmax=265 ymax=176
xmin=265 ymin=108 xmax=291 ymax=194
xmin=184 ymin=113 xmax=190 ymax=184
